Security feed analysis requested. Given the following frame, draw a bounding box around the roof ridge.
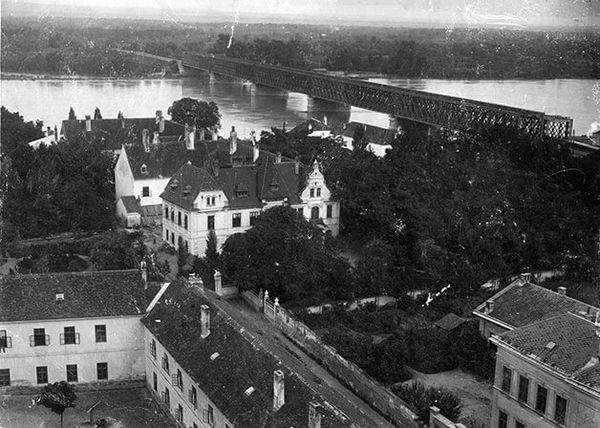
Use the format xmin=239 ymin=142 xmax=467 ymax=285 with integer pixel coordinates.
xmin=501 ymin=311 xmax=592 ymax=338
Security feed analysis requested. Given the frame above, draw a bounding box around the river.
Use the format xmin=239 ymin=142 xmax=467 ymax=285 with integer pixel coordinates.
xmin=1 ymin=74 xmax=598 ymax=138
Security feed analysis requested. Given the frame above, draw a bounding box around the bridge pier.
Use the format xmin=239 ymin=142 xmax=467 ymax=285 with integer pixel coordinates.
xmin=308 ymin=97 xmax=350 ymax=129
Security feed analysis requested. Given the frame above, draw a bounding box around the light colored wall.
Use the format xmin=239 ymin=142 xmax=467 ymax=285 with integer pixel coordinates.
xmin=116 ymin=199 xmax=141 ymax=227
xmin=0 ymin=316 xmax=145 ymax=387
xmin=135 ymin=178 xmax=170 ymax=207
xmin=144 ymin=328 xmax=233 ymax=428
xmin=491 ymin=345 xmax=600 ymax=428
xmin=114 ymin=150 xmax=134 ymax=202
xmin=478 ymin=318 xmax=511 ymax=339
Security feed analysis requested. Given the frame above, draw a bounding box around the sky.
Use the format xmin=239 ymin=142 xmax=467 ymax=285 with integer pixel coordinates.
xmin=2 ymin=0 xmax=599 ymax=27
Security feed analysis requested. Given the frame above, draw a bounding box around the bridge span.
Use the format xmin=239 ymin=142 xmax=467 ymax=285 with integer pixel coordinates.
xmin=182 ymin=53 xmax=573 ymax=140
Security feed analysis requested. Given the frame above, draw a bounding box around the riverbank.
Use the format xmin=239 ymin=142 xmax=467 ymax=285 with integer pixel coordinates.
xmin=0 ymin=71 xmax=180 ymax=81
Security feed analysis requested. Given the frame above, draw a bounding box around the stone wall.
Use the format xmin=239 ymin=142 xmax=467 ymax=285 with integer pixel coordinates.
xmin=241 ymin=289 xmax=420 ymax=428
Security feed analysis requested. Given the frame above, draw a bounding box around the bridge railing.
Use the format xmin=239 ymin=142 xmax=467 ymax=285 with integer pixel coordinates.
xmin=183 ymin=52 xmax=573 ymax=139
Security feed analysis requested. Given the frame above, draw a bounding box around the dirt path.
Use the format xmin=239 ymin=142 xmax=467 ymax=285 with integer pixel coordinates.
xmin=406 ymin=367 xmax=492 ymax=427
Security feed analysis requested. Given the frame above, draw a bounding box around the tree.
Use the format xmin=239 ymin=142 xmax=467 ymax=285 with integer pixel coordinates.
xmin=168 ymin=98 xmax=221 ymax=131
xmin=205 ymin=228 xmax=219 ymax=272
xmin=90 ymin=231 xmax=146 ymax=270
xmin=36 ymin=381 xmax=76 ymax=428
xmin=68 ymin=107 xmax=76 ymax=120
xmin=93 ymin=107 xmax=102 ymax=120
xmin=1 ymin=106 xmax=44 ymax=156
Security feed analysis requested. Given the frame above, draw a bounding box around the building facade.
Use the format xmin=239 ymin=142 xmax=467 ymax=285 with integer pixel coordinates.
xmin=161 ymin=156 xmax=340 ymax=256
xmin=489 ymin=313 xmax=600 ymax=428
xmin=0 ymin=270 xmax=147 ymax=389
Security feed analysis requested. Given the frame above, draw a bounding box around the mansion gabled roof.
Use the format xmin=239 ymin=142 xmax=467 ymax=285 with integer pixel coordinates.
xmin=161 ymin=155 xmax=304 ymax=211
xmin=494 ymin=312 xmax=600 ymax=391
xmin=142 ymin=284 xmax=352 ymax=427
xmin=0 ymin=270 xmax=146 ymax=322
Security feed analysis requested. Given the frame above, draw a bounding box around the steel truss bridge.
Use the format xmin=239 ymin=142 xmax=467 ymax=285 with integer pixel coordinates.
xmin=183 ymin=53 xmax=573 ymax=140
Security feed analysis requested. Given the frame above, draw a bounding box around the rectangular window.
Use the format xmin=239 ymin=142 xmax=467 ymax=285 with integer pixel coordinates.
xmin=515 ymin=421 xmax=525 ymax=428
xmin=178 ymin=211 xmax=181 ymax=226
xmin=232 ymin=213 xmax=241 ymax=228
xmin=555 ymin=394 xmax=567 ymax=425
xmin=150 ymin=339 xmax=156 ymax=359
xmin=535 ymin=385 xmax=547 ymax=413
xmin=142 ymin=186 xmax=150 ymax=197
xmin=208 ymin=215 xmax=215 ymax=230
xmin=162 ymin=354 xmax=169 ymax=373
xmin=204 ymin=405 xmax=215 ymax=427
xmin=165 ymin=229 xmax=169 ymax=241
xmin=518 ymin=375 xmax=529 ymax=403
xmin=250 ymin=211 xmax=260 ymax=226
xmin=176 ymin=404 xmax=183 ymax=423
xmin=0 ymin=369 xmax=10 ymax=387
xmin=501 ymin=366 xmax=512 ymax=393
xmin=184 ymin=215 xmax=188 ymax=230
xmin=296 ymin=208 xmax=303 ymax=216
xmin=172 ymin=369 xmax=182 ymax=389
xmin=316 ymin=188 xmax=321 ymax=197
xmin=326 ymin=204 xmax=333 ymax=218
xmin=97 ymin=362 xmax=108 ymax=380
xmin=61 ymin=326 xmax=79 ymax=345
xmin=189 ymin=386 xmax=197 ymax=408
xmin=193 ymin=424 xmax=198 ymax=428
xmin=162 ymin=387 xmax=170 ymax=405
xmin=498 ymin=410 xmax=507 ymax=428
xmin=310 ymin=188 xmax=315 ymax=198
xmin=0 ymin=330 xmax=10 ymax=349
xmin=170 ymin=210 xmax=174 ymax=222
xmin=153 ymin=372 xmax=157 ymax=391
xmin=95 ymin=325 xmax=106 ymax=343
xmin=66 ymin=364 xmax=78 ymax=382
xmin=165 ymin=206 xmax=169 ymax=219
xmin=36 ymin=366 xmax=48 ymax=384
xmin=32 ymin=328 xmax=48 ymax=346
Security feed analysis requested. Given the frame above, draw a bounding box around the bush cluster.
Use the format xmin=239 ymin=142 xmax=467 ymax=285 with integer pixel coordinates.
xmin=392 ymin=381 xmax=462 ymax=423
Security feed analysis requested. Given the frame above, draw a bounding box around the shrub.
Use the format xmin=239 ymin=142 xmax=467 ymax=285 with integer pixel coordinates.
xmin=392 ymin=381 xmax=462 ymax=422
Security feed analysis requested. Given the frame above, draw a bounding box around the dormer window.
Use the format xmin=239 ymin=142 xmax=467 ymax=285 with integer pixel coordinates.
xmin=55 ymin=293 xmax=64 ymax=301
xmin=140 ymin=164 xmax=148 ymax=175
xmin=183 ymin=185 xmax=191 ymax=197
xmin=235 ymin=183 xmax=248 ymax=198
xmin=170 ymin=179 xmax=179 ymax=191
xmin=206 ymin=196 xmax=216 ymax=206
xmin=270 ymin=178 xmax=279 ymax=191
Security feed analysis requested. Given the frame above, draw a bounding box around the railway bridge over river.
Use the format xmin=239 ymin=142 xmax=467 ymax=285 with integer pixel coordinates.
xmin=182 ymin=52 xmax=573 ymax=140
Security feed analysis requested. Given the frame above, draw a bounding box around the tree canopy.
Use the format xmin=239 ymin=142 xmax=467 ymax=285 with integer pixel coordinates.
xmin=220 ymin=206 xmax=353 ymax=302
xmin=1 ymin=106 xmax=44 ymax=156
xmin=36 ymin=381 xmax=76 ymax=428
xmin=168 ymin=97 xmax=221 ymax=131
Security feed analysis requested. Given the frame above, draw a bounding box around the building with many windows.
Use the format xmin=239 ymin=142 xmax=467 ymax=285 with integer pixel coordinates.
xmin=142 ymin=281 xmax=378 ymax=427
xmin=0 ymin=270 xmax=147 ymax=389
xmin=161 ymin=151 xmax=340 ymax=256
xmin=490 ymin=312 xmax=600 ymax=428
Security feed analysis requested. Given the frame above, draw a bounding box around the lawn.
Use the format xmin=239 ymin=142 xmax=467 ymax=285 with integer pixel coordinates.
xmin=0 ymin=387 xmax=173 ymax=428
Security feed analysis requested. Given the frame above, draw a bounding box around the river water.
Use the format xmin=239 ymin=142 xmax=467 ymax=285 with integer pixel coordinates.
xmin=1 ymin=74 xmax=598 ymax=138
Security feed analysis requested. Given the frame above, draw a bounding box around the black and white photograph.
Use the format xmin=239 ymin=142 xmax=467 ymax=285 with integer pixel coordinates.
xmin=0 ymin=0 xmax=599 ymax=427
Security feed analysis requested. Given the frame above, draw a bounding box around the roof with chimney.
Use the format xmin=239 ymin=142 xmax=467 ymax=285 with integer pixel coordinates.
xmin=493 ymin=312 xmax=600 ymax=391
xmin=473 ymin=279 xmax=597 ymax=329
xmin=287 ymin=118 xmax=330 ymax=138
xmin=161 ymin=154 xmax=304 ymax=211
xmin=0 ymin=270 xmax=147 ymax=322
xmin=142 ymin=284 xmax=353 ymax=427
xmin=61 ymin=117 xmax=185 ymax=150
xmin=339 ymin=122 xmax=397 ymax=145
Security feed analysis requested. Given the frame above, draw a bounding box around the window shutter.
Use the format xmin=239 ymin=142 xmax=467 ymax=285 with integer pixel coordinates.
xmin=203 ymin=409 xmax=209 ymax=423
xmin=171 ymin=374 xmax=178 ymax=386
xmin=30 ymin=335 xmax=34 ymax=347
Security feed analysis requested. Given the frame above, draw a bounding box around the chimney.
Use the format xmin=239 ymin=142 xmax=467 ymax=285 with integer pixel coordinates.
xmin=140 ymin=260 xmax=147 ymax=290
xmin=142 ymin=129 xmax=150 ymax=152
xmin=85 ymin=115 xmax=92 ymax=132
xmin=253 ymin=141 xmax=260 ymax=163
xmin=153 ymin=131 xmax=160 ymax=145
xmin=212 ymin=126 xmax=218 ymax=140
xmin=294 ymin=157 xmax=300 ymax=175
xmin=212 ymin=160 xmax=220 ymax=177
xmin=229 ymin=126 xmax=238 ymax=155
xmin=282 ymin=121 xmax=286 ymax=133
xmin=520 ymin=272 xmax=531 ymax=283
xmin=156 ymin=110 xmax=165 ymax=133
xmin=308 ymin=401 xmax=321 ymax=428
xmin=54 ymin=126 xmax=58 ymax=142
xmin=273 ymin=370 xmax=285 ymax=411
xmin=275 ymin=152 xmax=282 ymax=163
xmin=557 ymin=286 xmax=567 ymax=296
xmin=323 ymin=115 xmax=328 ymax=126
xmin=484 ymin=300 xmax=494 ymax=314
xmin=46 ymin=126 xmax=51 ymax=136
xmin=200 ymin=304 xmax=210 ymax=338
xmin=185 ymin=124 xmax=195 ymax=150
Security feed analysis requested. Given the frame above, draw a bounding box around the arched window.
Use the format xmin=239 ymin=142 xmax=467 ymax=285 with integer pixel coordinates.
xmin=311 ymin=206 xmax=319 ymax=220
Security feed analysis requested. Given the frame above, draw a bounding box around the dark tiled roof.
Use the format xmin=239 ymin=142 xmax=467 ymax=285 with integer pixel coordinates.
xmin=287 ymin=118 xmax=330 ymax=137
xmin=340 ymin=122 xmax=396 ymax=145
xmin=0 ymin=270 xmax=146 ymax=322
xmin=126 ymin=141 xmax=210 ymax=180
xmin=61 ymin=118 xmax=185 ymax=150
xmin=434 ymin=313 xmax=467 ymax=331
xmin=162 ymin=157 xmax=303 ymax=211
xmin=120 ymin=196 xmax=141 ymax=214
xmin=142 ymin=285 xmax=351 ymax=428
xmin=474 ymin=281 xmax=597 ymax=328
xmin=497 ymin=312 xmax=600 ymax=390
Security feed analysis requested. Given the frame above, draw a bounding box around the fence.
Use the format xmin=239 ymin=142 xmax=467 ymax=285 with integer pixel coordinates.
xmin=429 ymin=407 xmax=467 ymax=428
xmin=241 ymin=289 xmax=420 ymax=428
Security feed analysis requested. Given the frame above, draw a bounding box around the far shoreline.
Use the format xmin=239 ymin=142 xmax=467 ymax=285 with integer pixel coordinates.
xmin=0 ymin=72 xmax=182 ymax=81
